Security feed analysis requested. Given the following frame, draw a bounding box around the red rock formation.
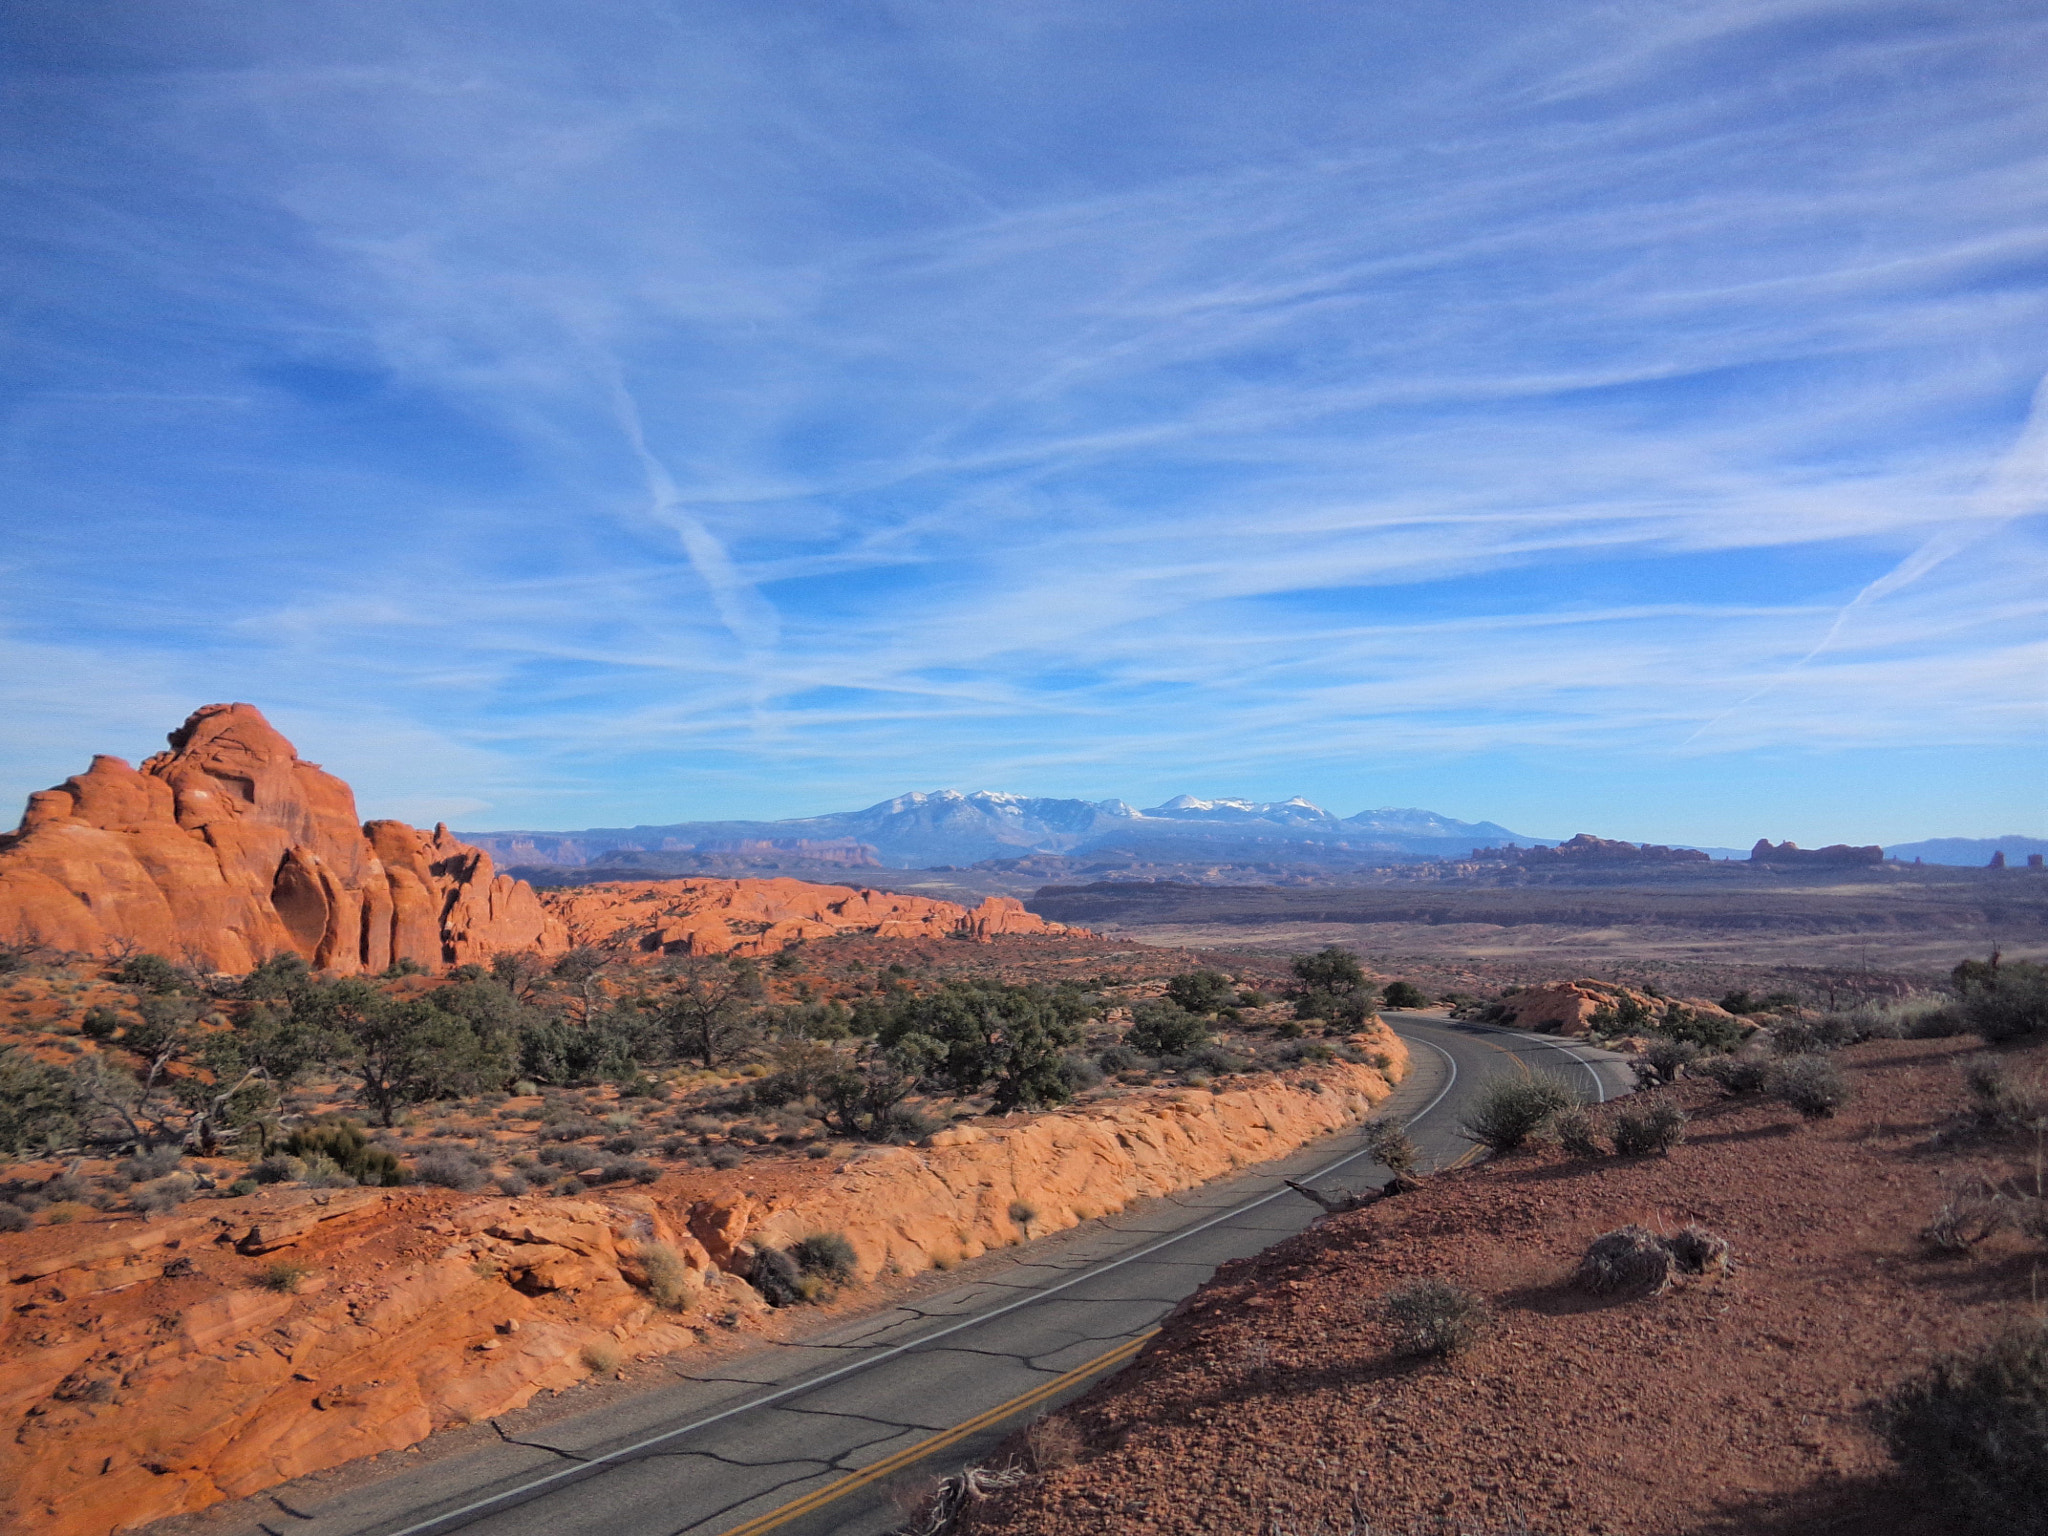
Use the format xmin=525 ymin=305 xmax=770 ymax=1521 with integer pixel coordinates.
xmin=1497 ymin=978 xmax=1740 ymax=1037
xmin=543 ymin=878 xmax=1085 ymax=958
xmin=0 ymin=705 xmax=565 ymax=974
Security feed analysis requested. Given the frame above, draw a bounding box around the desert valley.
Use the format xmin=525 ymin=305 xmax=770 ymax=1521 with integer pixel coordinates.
xmin=0 ymin=707 xmax=2042 ymax=1536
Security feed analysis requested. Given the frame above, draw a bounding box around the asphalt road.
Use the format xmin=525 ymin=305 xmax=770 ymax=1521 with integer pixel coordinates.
xmin=234 ymin=1016 xmax=1632 ymax=1536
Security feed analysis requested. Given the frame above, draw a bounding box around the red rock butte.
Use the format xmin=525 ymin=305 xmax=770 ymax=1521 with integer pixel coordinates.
xmin=0 ymin=704 xmax=563 ymax=974
xmin=0 ymin=705 xmax=1084 ymax=974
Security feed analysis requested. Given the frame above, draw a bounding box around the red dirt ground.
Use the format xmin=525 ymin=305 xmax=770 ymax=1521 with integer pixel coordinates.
xmin=961 ymin=1034 xmax=2048 ymax=1536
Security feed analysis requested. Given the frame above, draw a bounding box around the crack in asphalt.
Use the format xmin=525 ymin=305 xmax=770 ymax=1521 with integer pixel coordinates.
xmin=641 ymin=1444 xmax=841 ymax=1472
xmin=776 ymin=1403 xmax=937 ymax=1433
xmin=489 ymin=1421 xmax=589 ymax=1463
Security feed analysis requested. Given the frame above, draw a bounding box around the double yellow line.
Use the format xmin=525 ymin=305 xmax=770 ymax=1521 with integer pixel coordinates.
xmin=716 ymin=1329 xmax=1159 ymax=1536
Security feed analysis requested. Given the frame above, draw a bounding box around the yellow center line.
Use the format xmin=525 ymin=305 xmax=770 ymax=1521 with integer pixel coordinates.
xmin=1467 ymin=1032 xmax=1533 ymax=1078
xmin=714 ymin=1328 xmax=1160 ymax=1536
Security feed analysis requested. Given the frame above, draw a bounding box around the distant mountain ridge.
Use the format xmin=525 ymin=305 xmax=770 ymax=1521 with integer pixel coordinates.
xmin=460 ymin=790 xmax=1544 ymax=871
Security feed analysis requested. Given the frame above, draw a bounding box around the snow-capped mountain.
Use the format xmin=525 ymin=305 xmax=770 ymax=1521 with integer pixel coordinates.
xmin=461 ymin=790 xmax=1546 ymax=870
xmin=1146 ymin=795 xmax=1343 ymax=827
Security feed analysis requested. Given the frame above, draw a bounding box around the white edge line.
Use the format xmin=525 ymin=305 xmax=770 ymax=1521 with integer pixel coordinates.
xmin=372 ymin=1022 xmax=1464 ymax=1536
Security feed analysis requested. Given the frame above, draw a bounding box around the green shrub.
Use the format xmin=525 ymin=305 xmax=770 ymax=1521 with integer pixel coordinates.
xmin=133 ymin=1175 xmax=193 ymax=1215
xmin=412 ymin=1146 xmax=487 ymax=1190
xmin=1876 ymin=1323 xmax=2048 ymax=1534
xmin=1163 ymin=971 xmax=1236 ymax=1014
xmin=258 ymin=1259 xmax=309 ymax=1293
xmin=1057 ymin=1052 xmax=1105 ymax=1092
xmin=43 ymin=1170 xmax=91 ymax=1203
xmin=279 ymin=1120 xmax=405 ymax=1186
xmin=1958 ymin=960 xmax=2048 ymax=1044
xmin=1184 ymin=1044 xmax=1245 ymax=1076
xmin=1294 ymin=990 xmax=1376 ymax=1029
xmin=1574 ymin=1225 xmax=1674 ymax=1295
xmin=251 ymin=1154 xmax=304 ymax=1184
xmin=1770 ymin=1020 xmax=1830 ymax=1055
xmin=115 ymin=953 xmax=194 ymax=995
xmin=1127 ymin=1002 xmax=1208 ymax=1056
xmin=1278 ymin=1039 xmax=1335 ymax=1064
xmin=1612 ymin=1099 xmax=1688 ymax=1156
xmin=0 ymin=1048 xmax=80 ymax=1156
xmin=792 ymin=1231 xmax=858 ymax=1285
xmin=1380 ymin=981 xmax=1428 ymax=1010
xmin=1381 ymin=1279 xmax=1487 ymax=1358
xmin=1769 ymin=1054 xmax=1850 ymax=1119
xmin=0 ymin=1203 xmax=31 ymax=1233
xmin=1921 ymin=1182 xmax=2007 ymax=1256
xmin=1458 ymin=1073 xmax=1577 ymax=1153
xmin=1653 ymin=1008 xmax=1745 ymax=1053
xmin=636 ymin=1241 xmax=691 ymax=1309
xmin=1962 ymin=1058 xmax=2042 ymax=1133
xmin=1907 ymin=1006 xmax=1969 ymax=1039
xmin=1551 ymin=1104 xmax=1604 ymax=1158
xmin=1642 ymin=1036 xmax=1700 ymax=1084
xmin=1700 ymin=1054 xmax=1771 ymax=1095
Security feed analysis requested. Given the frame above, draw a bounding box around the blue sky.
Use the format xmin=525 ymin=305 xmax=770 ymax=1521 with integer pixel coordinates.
xmin=3 ymin=1 xmax=2044 ymax=848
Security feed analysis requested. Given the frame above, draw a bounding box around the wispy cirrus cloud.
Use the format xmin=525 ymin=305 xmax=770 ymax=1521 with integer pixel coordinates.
xmin=1 ymin=0 xmax=2043 ymax=845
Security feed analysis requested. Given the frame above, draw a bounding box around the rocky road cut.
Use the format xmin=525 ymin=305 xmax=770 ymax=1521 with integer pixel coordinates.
xmin=215 ymin=1017 xmax=1631 ymax=1536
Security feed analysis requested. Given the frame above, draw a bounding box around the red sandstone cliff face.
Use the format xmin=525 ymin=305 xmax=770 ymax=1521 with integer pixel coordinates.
xmin=0 ymin=705 xmax=565 ymax=974
xmin=543 ymin=877 xmax=1085 ymax=957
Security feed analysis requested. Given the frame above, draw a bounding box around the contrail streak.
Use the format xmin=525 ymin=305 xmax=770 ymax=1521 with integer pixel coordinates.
xmin=611 ymin=378 xmax=781 ymax=654
xmin=1682 ymin=371 xmax=2048 ymax=747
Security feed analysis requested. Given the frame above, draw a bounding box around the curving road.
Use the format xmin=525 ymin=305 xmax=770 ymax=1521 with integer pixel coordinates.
xmin=229 ymin=1016 xmax=1632 ymax=1536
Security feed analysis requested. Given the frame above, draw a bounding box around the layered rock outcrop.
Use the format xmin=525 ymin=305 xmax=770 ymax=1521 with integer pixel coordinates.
xmin=0 ymin=705 xmax=564 ymax=974
xmin=544 ymin=877 xmax=1084 ymax=958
